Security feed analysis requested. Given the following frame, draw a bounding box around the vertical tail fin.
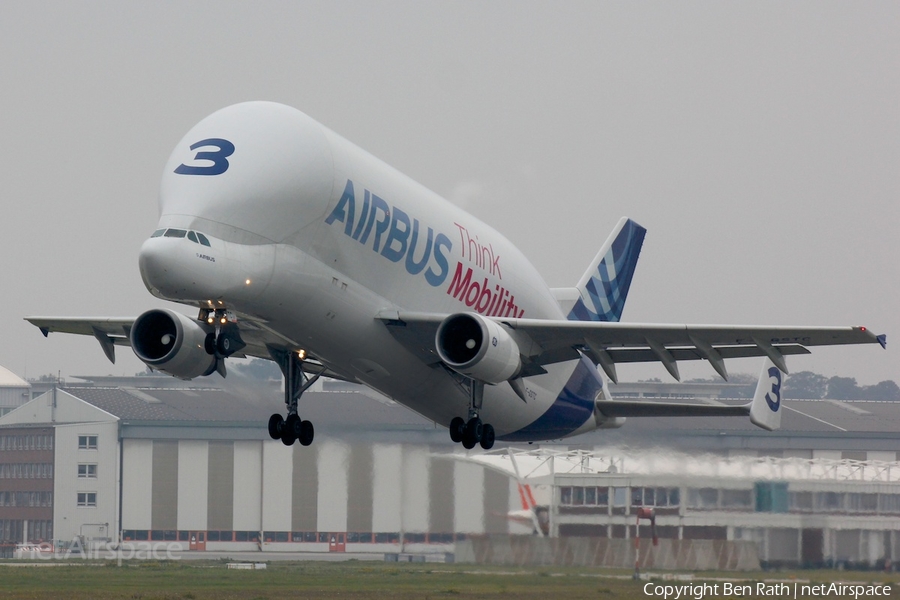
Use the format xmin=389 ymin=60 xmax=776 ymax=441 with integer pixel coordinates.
xmin=516 ymin=482 xmax=539 ymax=512
xmin=749 ymin=358 xmax=784 ymax=431
xmin=567 ymin=217 xmax=646 ymax=322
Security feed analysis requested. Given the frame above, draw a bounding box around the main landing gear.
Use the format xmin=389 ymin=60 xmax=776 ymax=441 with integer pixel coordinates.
xmin=448 ymin=380 xmax=495 ymax=450
xmin=266 ymin=346 xmax=323 ymax=447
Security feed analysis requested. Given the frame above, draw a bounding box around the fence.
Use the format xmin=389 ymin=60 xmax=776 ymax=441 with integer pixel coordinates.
xmin=455 ymin=535 xmax=760 ymax=571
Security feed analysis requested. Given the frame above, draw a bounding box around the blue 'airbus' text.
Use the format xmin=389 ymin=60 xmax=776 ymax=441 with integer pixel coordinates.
xmin=325 ymin=180 xmax=452 ymax=287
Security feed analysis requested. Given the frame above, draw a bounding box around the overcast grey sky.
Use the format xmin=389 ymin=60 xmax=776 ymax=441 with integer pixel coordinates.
xmin=1 ymin=1 xmax=896 ymax=385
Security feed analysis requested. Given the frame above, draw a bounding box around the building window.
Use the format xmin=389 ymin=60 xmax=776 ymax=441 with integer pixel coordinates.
xmin=846 ymin=493 xmax=878 ymax=513
xmin=77 ymin=492 xmax=97 ymax=507
xmin=77 ymin=464 xmax=97 ymax=478
xmin=789 ymin=491 xmax=813 ymax=512
xmin=572 ymin=487 xmax=585 ymax=505
xmin=560 ymin=486 xmax=611 ymax=506
xmin=631 ymin=487 xmax=681 ymax=508
xmin=881 ymin=494 xmax=900 ymax=514
xmin=815 ymin=491 xmax=843 ymax=512
xmin=721 ymin=489 xmax=752 ymax=509
xmin=78 ymin=435 xmax=98 ymax=450
xmin=687 ymin=488 xmax=720 ymax=509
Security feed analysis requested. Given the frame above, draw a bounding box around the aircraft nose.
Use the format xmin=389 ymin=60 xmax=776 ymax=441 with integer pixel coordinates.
xmin=138 ymin=237 xmax=172 ymax=294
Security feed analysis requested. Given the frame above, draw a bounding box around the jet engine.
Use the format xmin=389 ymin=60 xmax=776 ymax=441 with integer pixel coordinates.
xmin=130 ymin=308 xmax=216 ymax=379
xmin=436 ymin=313 xmax=521 ymax=384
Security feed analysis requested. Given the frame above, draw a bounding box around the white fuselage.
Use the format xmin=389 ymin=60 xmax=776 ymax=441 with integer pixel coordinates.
xmin=138 ymin=101 xmax=602 ymax=441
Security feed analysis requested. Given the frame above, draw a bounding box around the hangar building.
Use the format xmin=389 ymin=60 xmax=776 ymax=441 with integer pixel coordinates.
xmin=0 ymin=366 xmax=30 ymax=418
xmin=1 ymin=370 xmax=899 ymax=567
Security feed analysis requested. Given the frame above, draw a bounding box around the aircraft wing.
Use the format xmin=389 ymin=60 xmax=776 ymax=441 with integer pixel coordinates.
xmin=25 ymin=315 xmax=353 ymax=382
xmin=377 ymin=311 xmax=885 ymax=382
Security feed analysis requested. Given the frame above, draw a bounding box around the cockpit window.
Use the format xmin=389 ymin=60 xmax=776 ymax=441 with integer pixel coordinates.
xmin=187 ymin=231 xmax=199 ymax=243
xmin=196 ymin=233 xmax=211 ymax=247
xmin=151 ymin=229 xmax=166 ymax=238
xmin=164 ymin=229 xmax=187 ymax=238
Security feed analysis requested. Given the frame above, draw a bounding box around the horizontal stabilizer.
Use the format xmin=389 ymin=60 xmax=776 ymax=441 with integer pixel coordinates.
xmin=592 ymin=357 xmax=783 ymax=430
xmin=594 ymin=400 xmax=749 ymax=419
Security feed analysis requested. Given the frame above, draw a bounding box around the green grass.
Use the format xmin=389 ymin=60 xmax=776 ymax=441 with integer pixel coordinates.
xmin=0 ymin=561 xmax=897 ymax=599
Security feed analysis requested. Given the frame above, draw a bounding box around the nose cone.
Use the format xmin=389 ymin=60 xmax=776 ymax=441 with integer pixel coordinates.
xmin=138 ymin=234 xmax=216 ymax=301
xmin=138 ymin=237 xmax=180 ymax=299
xmin=138 ymin=231 xmax=276 ymax=304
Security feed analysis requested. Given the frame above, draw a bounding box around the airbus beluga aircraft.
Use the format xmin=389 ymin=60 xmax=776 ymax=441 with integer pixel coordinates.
xmin=27 ymin=102 xmax=886 ymax=450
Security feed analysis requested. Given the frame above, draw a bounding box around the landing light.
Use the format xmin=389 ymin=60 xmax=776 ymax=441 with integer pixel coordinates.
xmin=207 ymin=317 xmax=214 ymax=324
xmin=220 ymin=317 xmax=227 ymax=325
xmin=297 ymin=349 xmax=307 ymax=360
xmin=245 ymin=279 xmax=251 ymax=285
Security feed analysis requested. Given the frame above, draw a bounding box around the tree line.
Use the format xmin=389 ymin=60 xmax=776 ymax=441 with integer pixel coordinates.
xmin=676 ymin=371 xmax=900 ymax=401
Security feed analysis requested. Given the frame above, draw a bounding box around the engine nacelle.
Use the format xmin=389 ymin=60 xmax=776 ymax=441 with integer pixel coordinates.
xmin=435 ymin=313 xmax=521 ymax=384
xmin=130 ymin=309 xmax=216 ymax=379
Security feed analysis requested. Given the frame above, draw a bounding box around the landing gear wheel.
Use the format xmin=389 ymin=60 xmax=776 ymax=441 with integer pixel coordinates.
xmin=216 ymin=335 xmax=233 ymax=355
xmin=479 ymin=424 xmax=495 ymax=450
xmin=282 ymin=414 xmax=299 ymax=446
xmin=462 ymin=417 xmax=483 ymax=449
xmin=298 ymin=420 xmax=314 ymax=446
xmin=204 ymin=333 xmax=216 ymax=355
xmin=466 ymin=417 xmax=483 ymax=442
xmin=267 ymin=414 xmax=284 ymax=440
xmin=449 ymin=417 xmax=465 ymax=443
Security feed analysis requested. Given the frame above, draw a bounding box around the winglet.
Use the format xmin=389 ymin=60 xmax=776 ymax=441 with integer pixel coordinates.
xmin=749 ymin=358 xmax=783 ymax=431
xmin=877 ymin=334 xmax=887 ymax=349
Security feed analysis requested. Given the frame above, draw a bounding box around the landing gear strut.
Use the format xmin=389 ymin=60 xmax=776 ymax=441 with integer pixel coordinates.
xmin=448 ymin=379 xmax=495 ymax=450
xmin=266 ymin=346 xmax=323 ymax=447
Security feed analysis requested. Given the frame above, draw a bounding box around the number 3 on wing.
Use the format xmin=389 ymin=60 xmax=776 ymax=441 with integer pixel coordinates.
xmin=764 ymin=366 xmax=782 ymax=412
xmin=175 ymin=138 xmax=235 ymax=175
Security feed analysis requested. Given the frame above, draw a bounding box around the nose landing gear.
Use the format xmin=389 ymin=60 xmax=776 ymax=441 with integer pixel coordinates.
xmin=199 ymin=306 xmax=245 ymax=378
xmin=267 ymin=346 xmax=323 ymax=447
xmin=448 ymin=380 xmax=495 ymax=450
